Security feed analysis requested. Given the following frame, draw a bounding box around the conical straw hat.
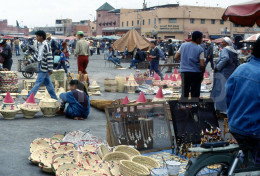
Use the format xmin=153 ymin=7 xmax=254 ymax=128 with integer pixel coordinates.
xmin=153 ymin=73 xmax=161 ymax=80
xmin=122 ymin=96 xmax=130 ymax=105
xmin=136 ymin=92 xmax=147 ymax=103
xmin=172 ymin=75 xmax=177 ymax=82
xmin=20 ymin=89 xmax=28 ymax=96
xmin=26 ymin=93 xmax=36 ymax=104
xmin=177 ymin=74 xmax=181 ymax=80
xmin=174 ymin=68 xmax=178 ymax=74
xmin=164 ymin=74 xmax=170 ymax=80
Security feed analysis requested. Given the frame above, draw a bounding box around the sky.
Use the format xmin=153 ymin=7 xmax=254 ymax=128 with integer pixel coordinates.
xmin=1 ymin=0 xmax=250 ymax=28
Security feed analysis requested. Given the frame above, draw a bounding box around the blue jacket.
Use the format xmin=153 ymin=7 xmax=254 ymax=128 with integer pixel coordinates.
xmin=60 ymin=91 xmax=90 ymax=118
xmin=149 ymin=47 xmax=160 ymax=61
xmin=211 ymin=47 xmax=239 ymax=113
xmin=226 ymin=56 xmax=260 ymax=138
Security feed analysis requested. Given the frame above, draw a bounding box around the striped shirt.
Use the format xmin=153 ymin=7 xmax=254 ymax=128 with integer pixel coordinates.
xmin=28 ymin=40 xmax=53 ymax=72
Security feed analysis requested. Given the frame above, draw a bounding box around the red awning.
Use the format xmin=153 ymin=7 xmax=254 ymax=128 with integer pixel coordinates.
xmin=222 ymin=0 xmax=260 ymax=27
xmin=1 ymin=35 xmax=14 ymax=39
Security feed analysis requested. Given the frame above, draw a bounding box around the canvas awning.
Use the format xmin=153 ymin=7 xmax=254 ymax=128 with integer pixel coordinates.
xmin=112 ymin=29 xmax=151 ymax=52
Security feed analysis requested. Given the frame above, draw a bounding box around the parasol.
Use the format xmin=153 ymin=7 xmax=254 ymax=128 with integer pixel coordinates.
xmin=243 ymin=33 xmax=260 ymax=42
xmin=112 ymin=29 xmax=151 ymax=52
xmin=222 ymin=0 xmax=260 ymax=27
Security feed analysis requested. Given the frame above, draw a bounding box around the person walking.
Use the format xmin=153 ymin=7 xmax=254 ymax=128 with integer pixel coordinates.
xmin=74 ymin=31 xmax=90 ymax=82
xmin=205 ymin=40 xmax=214 ymax=70
xmin=211 ymin=37 xmax=239 ymax=115
xmin=25 ymin=30 xmax=58 ymax=100
xmin=166 ymin=39 xmax=175 ymax=73
xmin=101 ymin=41 xmax=105 ymax=53
xmin=149 ymin=41 xmax=163 ymax=79
xmin=175 ymin=31 xmax=205 ymax=99
xmin=14 ymin=38 xmax=20 ymax=56
xmin=56 ymin=48 xmax=69 ymax=73
xmin=97 ymin=41 xmax=100 ymax=55
xmin=46 ymin=33 xmax=58 ymax=57
xmin=0 ymin=40 xmax=13 ymax=70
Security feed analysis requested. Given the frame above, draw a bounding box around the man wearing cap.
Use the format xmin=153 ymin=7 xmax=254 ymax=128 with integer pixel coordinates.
xmin=211 ymin=37 xmax=239 ymax=116
xmin=25 ymin=30 xmax=58 ymax=100
xmin=74 ymin=31 xmax=90 ymax=82
xmin=46 ymin=33 xmax=58 ymax=57
xmin=0 ymin=40 xmax=13 ymax=70
xmin=205 ymin=40 xmax=214 ymax=70
xmin=175 ymin=31 xmax=205 ymax=99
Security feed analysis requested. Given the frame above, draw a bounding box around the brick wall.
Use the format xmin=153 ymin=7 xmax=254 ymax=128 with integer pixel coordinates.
xmin=96 ymin=11 xmax=120 ymax=35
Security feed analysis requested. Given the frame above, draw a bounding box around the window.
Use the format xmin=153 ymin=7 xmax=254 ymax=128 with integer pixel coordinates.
xmin=127 ymin=21 xmax=128 ymax=27
xmin=158 ymin=18 xmax=161 ymax=24
xmin=137 ymin=20 xmax=139 ymax=25
xmin=220 ymin=20 xmax=224 ymax=24
xmin=143 ymin=19 xmax=145 ymax=25
xmin=122 ymin=22 xmax=124 ymax=27
xmin=233 ymin=24 xmax=242 ymax=27
xmin=190 ymin=18 xmax=194 ymax=24
xmin=98 ymin=14 xmax=101 ymax=17
xmin=201 ymin=19 xmax=205 ymax=24
xmin=169 ymin=18 xmax=177 ymax=23
xmin=132 ymin=21 xmax=134 ymax=26
xmin=154 ymin=18 xmax=156 ymax=25
xmin=211 ymin=19 xmax=215 ymax=24
xmin=148 ymin=19 xmax=151 ymax=25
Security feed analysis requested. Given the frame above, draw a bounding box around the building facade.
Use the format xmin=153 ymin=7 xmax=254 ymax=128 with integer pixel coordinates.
xmin=96 ymin=2 xmax=120 ymax=36
xmin=0 ymin=19 xmax=29 ymax=35
xmin=119 ymin=4 xmax=259 ymax=40
xmin=72 ymin=20 xmax=96 ymax=37
xmin=33 ymin=27 xmax=56 ymax=35
xmin=55 ymin=19 xmax=73 ymax=36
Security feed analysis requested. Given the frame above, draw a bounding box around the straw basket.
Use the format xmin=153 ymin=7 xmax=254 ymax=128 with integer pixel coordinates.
xmin=97 ymin=144 xmax=110 ymax=159
xmin=0 ymin=110 xmax=19 ymax=120
xmin=55 ymin=163 xmax=79 ymax=176
xmin=114 ymin=145 xmax=141 ymax=157
xmin=115 ymin=76 xmax=126 ymax=93
xmin=104 ymin=78 xmax=117 ymax=92
xmin=40 ymin=107 xmax=59 ymax=117
xmin=30 ymin=138 xmax=51 ymax=154
xmin=20 ymin=107 xmax=39 ymax=119
xmin=102 ymin=152 xmax=130 ymax=162
xmin=75 ymin=169 xmax=95 ymax=176
xmin=90 ymin=99 xmax=114 ymax=111
xmin=39 ymin=163 xmax=53 ymax=173
xmin=53 ymin=69 xmax=65 ymax=81
xmin=119 ymin=160 xmax=150 ymax=176
xmin=132 ymin=156 xmax=160 ymax=170
xmin=52 ymin=156 xmax=75 ymax=171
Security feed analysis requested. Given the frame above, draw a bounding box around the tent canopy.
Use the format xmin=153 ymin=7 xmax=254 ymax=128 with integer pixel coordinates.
xmin=112 ymin=29 xmax=151 ymax=52
xmin=222 ymin=0 xmax=260 ymax=27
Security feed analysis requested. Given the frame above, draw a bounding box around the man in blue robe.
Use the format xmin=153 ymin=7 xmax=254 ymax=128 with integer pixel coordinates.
xmin=60 ymin=80 xmax=90 ymax=120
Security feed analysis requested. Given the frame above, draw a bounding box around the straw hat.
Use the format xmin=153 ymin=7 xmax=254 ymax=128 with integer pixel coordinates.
xmin=30 ymin=138 xmax=51 ymax=154
xmin=52 ymin=156 xmax=75 ymax=171
xmin=132 ymin=156 xmax=160 ymax=170
xmin=89 ymin=81 xmax=100 ymax=89
xmin=114 ymin=145 xmax=141 ymax=157
xmin=55 ymin=143 xmax=76 ymax=154
xmin=55 ymin=163 xmax=79 ymax=176
xmin=52 ymin=134 xmax=65 ymax=140
xmin=46 ymin=33 xmax=52 ymax=39
xmin=93 ymin=161 xmax=110 ymax=173
xmin=102 ymin=152 xmax=130 ymax=162
xmin=75 ymin=169 xmax=95 ymax=176
xmin=97 ymin=144 xmax=110 ymax=159
xmin=152 ymin=87 xmax=165 ymax=102
xmin=80 ymin=145 xmax=97 ymax=153
xmin=119 ymin=160 xmax=150 ymax=176
xmin=30 ymin=148 xmax=52 ymax=165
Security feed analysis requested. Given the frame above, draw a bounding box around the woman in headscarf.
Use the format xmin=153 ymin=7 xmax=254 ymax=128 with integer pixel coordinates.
xmin=211 ymin=37 xmax=240 ymax=117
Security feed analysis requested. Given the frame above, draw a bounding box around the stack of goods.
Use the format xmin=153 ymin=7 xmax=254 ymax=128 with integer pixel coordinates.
xmin=20 ymin=93 xmax=40 ymax=119
xmin=124 ymin=74 xmax=139 ymax=93
xmin=162 ymin=74 xmax=171 ymax=86
xmin=104 ymin=78 xmax=117 ymax=92
xmin=88 ymin=81 xmax=101 ymax=95
xmin=0 ymin=71 xmax=19 ymax=93
xmin=152 ymin=73 xmax=161 ymax=86
xmin=29 ymin=130 xmax=160 ymax=176
xmin=115 ymin=76 xmax=126 ymax=93
xmin=0 ymin=91 xmax=20 ymax=120
xmin=52 ymin=69 xmax=65 ymax=81
xmin=167 ymin=75 xmax=178 ymax=88
xmin=39 ymin=98 xmax=60 ymax=117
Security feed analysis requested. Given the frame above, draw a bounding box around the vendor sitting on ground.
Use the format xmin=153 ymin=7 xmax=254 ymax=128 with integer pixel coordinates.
xmin=106 ymin=47 xmax=121 ymax=66
xmin=129 ymin=48 xmax=147 ymax=69
xmin=59 ymin=80 xmax=90 ymax=120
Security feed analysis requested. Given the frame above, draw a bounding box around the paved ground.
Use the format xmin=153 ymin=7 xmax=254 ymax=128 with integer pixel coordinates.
xmin=0 ymin=53 xmax=224 ymax=176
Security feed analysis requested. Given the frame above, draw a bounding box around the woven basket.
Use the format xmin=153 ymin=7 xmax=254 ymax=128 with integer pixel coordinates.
xmin=55 ymin=163 xmax=79 ymax=176
xmin=52 ymin=142 xmax=75 ymax=150
xmin=108 ymin=161 xmax=121 ymax=176
xmin=102 ymin=152 xmax=130 ymax=162
xmin=30 ymin=148 xmax=51 ymax=164
xmin=40 ymin=107 xmax=59 ymax=117
xmin=114 ymin=145 xmax=141 ymax=157
xmin=104 ymin=78 xmax=117 ymax=92
xmin=56 ymin=145 xmax=76 ymax=154
xmin=39 ymin=149 xmax=56 ymax=168
xmin=30 ymin=138 xmax=51 ymax=154
xmin=52 ymin=134 xmax=65 ymax=140
xmin=0 ymin=110 xmax=19 ymax=120
xmin=115 ymin=76 xmax=126 ymax=93
xmin=132 ymin=156 xmax=160 ymax=170
xmin=75 ymin=169 xmax=95 ymax=176
xmin=80 ymin=145 xmax=97 ymax=153
xmin=20 ymin=108 xmax=39 ymax=119
xmin=52 ymin=156 xmax=75 ymax=171
xmin=38 ymin=163 xmax=53 ymax=173
xmin=97 ymin=144 xmax=110 ymax=159
xmin=80 ymin=152 xmax=102 ymax=169
xmin=120 ymin=160 xmax=150 ymax=176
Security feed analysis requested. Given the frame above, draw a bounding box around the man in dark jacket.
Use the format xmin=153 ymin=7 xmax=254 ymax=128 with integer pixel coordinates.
xmin=0 ymin=40 xmax=13 ymax=70
xmin=129 ymin=49 xmax=146 ymax=69
xmin=205 ymin=40 xmax=214 ymax=70
xmin=47 ymin=33 xmax=58 ymax=57
xmin=149 ymin=41 xmax=163 ymax=79
xmin=166 ymin=39 xmax=175 ymax=73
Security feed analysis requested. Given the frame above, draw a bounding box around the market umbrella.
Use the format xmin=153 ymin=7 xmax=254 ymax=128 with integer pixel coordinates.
xmin=1 ymin=35 xmax=14 ymax=39
xmin=112 ymin=29 xmax=151 ymax=52
xmin=212 ymin=37 xmax=224 ymax=43
xmin=243 ymin=33 xmax=260 ymax=42
xmin=146 ymin=37 xmax=156 ymax=41
xmin=222 ymin=0 xmax=260 ymax=27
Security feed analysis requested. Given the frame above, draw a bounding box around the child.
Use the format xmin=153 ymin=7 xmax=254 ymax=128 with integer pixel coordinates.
xmin=56 ymin=47 xmax=69 ymax=73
